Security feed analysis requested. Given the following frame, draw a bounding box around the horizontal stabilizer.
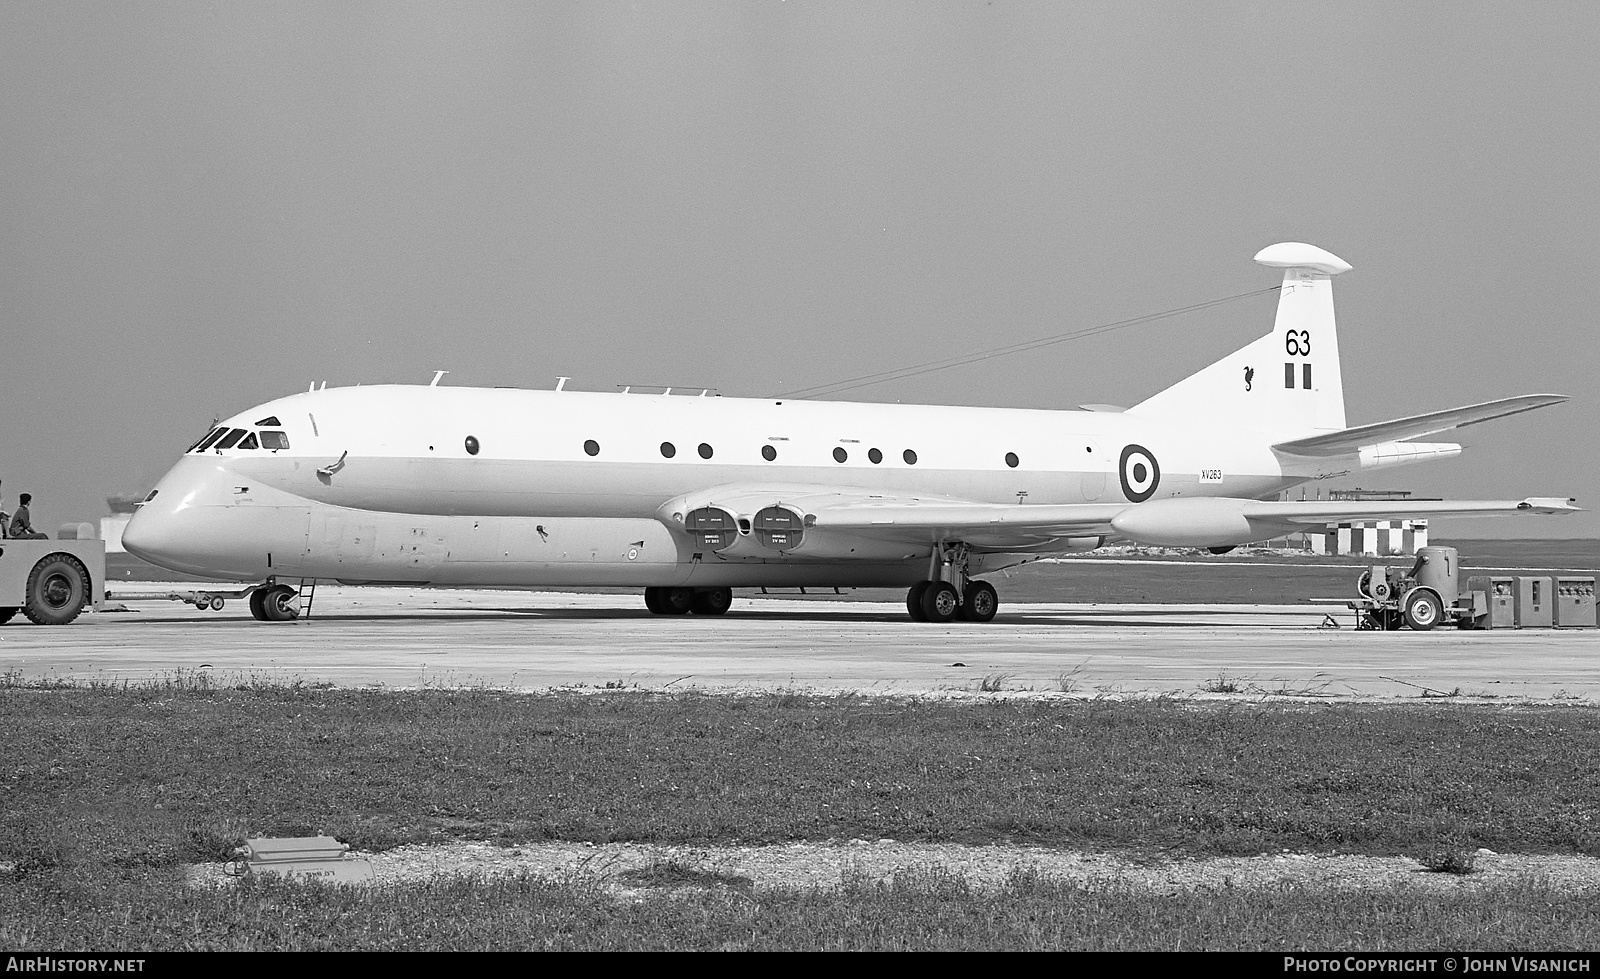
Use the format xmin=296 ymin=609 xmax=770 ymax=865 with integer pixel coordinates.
xmin=1108 ymin=496 xmax=1579 ymax=548
xmin=1272 ymin=394 xmax=1568 ymax=457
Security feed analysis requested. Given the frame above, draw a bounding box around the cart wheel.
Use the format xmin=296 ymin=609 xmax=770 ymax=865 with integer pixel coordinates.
xmin=1402 ymin=589 xmax=1443 ymax=631
xmin=210 ymin=596 xmax=226 ymax=611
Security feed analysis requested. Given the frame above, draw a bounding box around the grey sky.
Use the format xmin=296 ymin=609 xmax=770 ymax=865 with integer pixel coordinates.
xmin=2 ymin=1 xmax=1594 ymax=538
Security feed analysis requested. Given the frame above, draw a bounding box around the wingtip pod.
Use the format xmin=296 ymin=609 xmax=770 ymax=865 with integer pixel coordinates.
xmin=1518 ymin=497 xmax=1582 ymax=514
xmin=1253 ymin=242 xmax=1351 ymax=276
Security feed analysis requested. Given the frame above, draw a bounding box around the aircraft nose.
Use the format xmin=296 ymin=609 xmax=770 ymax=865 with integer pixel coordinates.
xmin=119 ymin=456 xmax=242 ymax=578
xmin=120 ymin=502 xmax=180 ymax=569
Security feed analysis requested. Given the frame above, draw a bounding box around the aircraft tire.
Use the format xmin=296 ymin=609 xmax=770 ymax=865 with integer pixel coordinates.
xmin=0 ymin=606 xmax=20 ymax=626
xmin=959 ymin=581 xmax=999 ymax=623
xmin=906 ymin=582 xmax=931 ymax=622
xmin=248 ymin=588 xmax=270 ymax=621
xmin=661 ymin=587 xmax=694 ymax=615
xmin=920 ymin=582 xmax=960 ymax=623
xmin=1402 ymin=589 xmax=1443 ymax=631
xmin=261 ymin=585 xmax=300 ymax=622
xmin=690 ymin=587 xmax=733 ymax=616
xmin=21 ymin=554 xmax=89 ymax=626
xmin=643 ymin=587 xmax=665 ymax=614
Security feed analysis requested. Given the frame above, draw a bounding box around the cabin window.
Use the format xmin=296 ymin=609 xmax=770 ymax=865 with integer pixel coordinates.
xmin=260 ymin=431 xmax=290 ymax=451
xmin=660 ymin=442 xmax=676 ymax=458
xmin=254 ymin=416 xmax=282 ymax=427
xmin=833 ymin=447 xmax=848 ymax=463
xmin=868 ymin=448 xmax=883 ymax=464
xmin=903 ymin=449 xmax=918 ymax=465
xmin=1005 ymin=452 xmax=1019 ymax=468
xmin=761 ymin=445 xmax=777 ymax=461
xmin=236 ymin=432 xmax=260 ymax=450
xmin=214 ymin=429 xmax=247 ymax=450
xmin=698 ymin=443 xmax=714 ymax=459
xmin=193 ymin=428 xmax=227 ymax=453
xmin=584 ymin=439 xmax=600 ymax=456
xmin=465 ymin=436 xmax=480 ymax=455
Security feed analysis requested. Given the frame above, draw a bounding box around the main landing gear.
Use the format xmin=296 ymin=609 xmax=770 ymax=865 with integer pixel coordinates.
xmin=906 ymin=543 xmax=1000 ymax=623
xmin=643 ymin=586 xmax=733 ymax=616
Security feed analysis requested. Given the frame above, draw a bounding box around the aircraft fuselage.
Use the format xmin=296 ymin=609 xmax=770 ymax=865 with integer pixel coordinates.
xmin=124 ymin=384 xmax=1306 ymax=587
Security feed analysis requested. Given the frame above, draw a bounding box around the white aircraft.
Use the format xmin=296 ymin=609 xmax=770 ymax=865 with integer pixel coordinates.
xmin=122 ymin=242 xmax=1574 ymax=624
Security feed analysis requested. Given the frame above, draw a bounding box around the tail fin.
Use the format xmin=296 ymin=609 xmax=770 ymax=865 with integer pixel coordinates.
xmin=1129 ymin=242 xmax=1349 ymax=438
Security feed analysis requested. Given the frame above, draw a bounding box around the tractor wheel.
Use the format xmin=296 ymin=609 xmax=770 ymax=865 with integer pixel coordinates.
xmin=22 ymin=554 xmax=90 ymax=625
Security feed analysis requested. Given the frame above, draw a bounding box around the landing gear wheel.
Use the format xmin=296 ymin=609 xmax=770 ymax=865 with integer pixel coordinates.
xmin=919 ymin=582 xmax=960 ymax=623
xmin=690 ymin=587 xmax=733 ymax=615
xmin=906 ymin=581 xmax=931 ymax=622
xmin=248 ymin=588 xmax=269 ymax=621
xmin=958 ymin=581 xmax=999 ymax=623
xmin=0 ymin=607 xmax=19 ymax=626
xmin=660 ymin=587 xmax=694 ymax=615
xmin=260 ymin=584 xmax=300 ymax=622
xmin=644 ymin=587 xmax=666 ymax=614
xmin=1402 ymin=589 xmax=1443 ymax=631
xmin=22 ymin=554 xmax=90 ymax=625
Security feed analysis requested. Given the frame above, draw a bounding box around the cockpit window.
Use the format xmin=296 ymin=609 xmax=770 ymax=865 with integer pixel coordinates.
xmin=236 ymin=432 xmax=260 ymax=450
xmin=260 ymin=431 xmax=290 ymax=450
xmin=254 ymin=416 xmax=282 ymax=426
xmin=192 ymin=428 xmax=227 ymax=453
xmin=214 ymin=428 xmax=247 ymax=450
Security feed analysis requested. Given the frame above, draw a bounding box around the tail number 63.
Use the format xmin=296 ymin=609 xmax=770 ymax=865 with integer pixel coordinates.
xmin=1285 ymin=329 xmax=1312 ymax=356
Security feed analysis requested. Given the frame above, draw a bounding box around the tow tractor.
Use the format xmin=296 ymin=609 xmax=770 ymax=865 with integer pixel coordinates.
xmin=1317 ymin=545 xmax=1480 ymax=631
xmin=0 ymin=539 xmax=106 ymax=625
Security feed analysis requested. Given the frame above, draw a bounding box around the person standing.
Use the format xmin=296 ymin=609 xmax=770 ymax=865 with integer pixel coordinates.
xmin=8 ymin=493 xmax=48 ymax=540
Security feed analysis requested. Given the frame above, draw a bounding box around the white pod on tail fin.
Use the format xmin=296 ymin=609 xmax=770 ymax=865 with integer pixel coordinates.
xmin=1129 ymin=242 xmax=1349 ymax=440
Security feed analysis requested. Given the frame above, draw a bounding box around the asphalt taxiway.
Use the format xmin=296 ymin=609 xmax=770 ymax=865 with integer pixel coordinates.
xmin=3 ymin=583 xmax=1597 ymax=700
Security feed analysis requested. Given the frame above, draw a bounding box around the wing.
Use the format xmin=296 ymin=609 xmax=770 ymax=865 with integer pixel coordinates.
xmin=659 ymin=483 xmax=1579 ymax=554
xmin=1271 ymin=394 xmax=1568 ymax=457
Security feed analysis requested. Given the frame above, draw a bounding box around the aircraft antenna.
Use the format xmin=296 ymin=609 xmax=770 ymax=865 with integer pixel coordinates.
xmin=773 ymin=285 xmax=1280 ymax=400
xmin=431 ymin=371 xmax=449 ymax=387
xmin=555 ymin=376 xmax=570 ymax=391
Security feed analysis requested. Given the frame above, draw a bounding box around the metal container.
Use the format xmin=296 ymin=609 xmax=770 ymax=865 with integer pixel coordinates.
xmin=1514 ymin=576 xmax=1554 ymax=629
xmin=1412 ymin=546 xmax=1459 ymax=609
xmin=1465 ymin=575 xmax=1516 ymax=629
xmin=1553 ymin=576 xmax=1597 ymax=629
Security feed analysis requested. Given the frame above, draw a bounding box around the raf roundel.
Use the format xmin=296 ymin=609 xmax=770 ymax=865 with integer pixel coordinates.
xmin=1118 ymin=444 xmax=1161 ymax=503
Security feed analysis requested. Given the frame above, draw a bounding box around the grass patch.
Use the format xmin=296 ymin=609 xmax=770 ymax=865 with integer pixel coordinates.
xmin=6 ymin=685 xmax=1600 ymax=875
xmin=1 ymin=869 xmax=1596 ymax=951
xmin=978 ymin=673 xmax=1012 ymax=693
xmin=1199 ymin=672 xmax=1242 ymax=694
xmin=617 ymin=857 xmax=753 ymax=891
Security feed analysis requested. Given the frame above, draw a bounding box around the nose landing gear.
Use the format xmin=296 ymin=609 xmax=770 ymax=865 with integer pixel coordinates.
xmin=248 ymin=583 xmax=301 ymax=622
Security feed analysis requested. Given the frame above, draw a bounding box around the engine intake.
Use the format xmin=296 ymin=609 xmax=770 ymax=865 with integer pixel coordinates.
xmin=753 ymin=506 xmax=804 ymax=550
xmin=684 ymin=507 xmax=737 ymax=551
